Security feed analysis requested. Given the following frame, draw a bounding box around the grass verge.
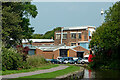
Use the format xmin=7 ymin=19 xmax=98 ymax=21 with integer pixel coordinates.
xmin=10 ymin=65 xmax=80 ymax=80
xmin=2 ymin=64 xmax=59 ymax=75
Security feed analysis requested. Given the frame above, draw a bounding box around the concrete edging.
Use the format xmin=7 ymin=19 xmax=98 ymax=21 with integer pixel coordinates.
xmin=56 ymin=67 xmax=84 ymax=79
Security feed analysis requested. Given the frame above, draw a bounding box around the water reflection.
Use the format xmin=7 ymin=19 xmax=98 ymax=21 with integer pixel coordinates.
xmin=83 ymin=69 xmax=95 ymax=78
xmin=82 ymin=68 xmax=120 ymax=80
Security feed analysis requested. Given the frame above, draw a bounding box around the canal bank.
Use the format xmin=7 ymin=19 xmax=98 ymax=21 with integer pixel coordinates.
xmin=82 ymin=68 xmax=120 ymax=79
xmin=56 ymin=67 xmax=84 ymax=79
xmin=57 ymin=64 xmax=120 ymax=80
xmin=3 ymin=65 xmax=81 ymax=80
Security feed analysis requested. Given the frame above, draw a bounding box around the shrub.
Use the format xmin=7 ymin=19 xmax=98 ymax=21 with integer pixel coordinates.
xmin=2 ymin=47 xmax=29 ymax=70
xmin=27 ymin=55 xmax=48 ymax=67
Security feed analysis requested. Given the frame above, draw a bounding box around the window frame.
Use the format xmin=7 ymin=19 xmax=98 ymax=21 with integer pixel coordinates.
xmin=71 ymin=33 xmax=76 ymax=39
xmin=71 ymin=43 xmax=76 ymax=46
xmin=56 ymin=34 xmax=61 ymax=40
xmin=78 ymin=32 xmax=82 ymax=39
xmin=63 ymin=33 xmax=67 ymax=39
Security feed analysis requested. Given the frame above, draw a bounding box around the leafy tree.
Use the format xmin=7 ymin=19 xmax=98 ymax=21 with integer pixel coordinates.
xmin=2 ymin=2 xmax=38 ymax=48
xmin=31 ymin=27 xmax=61 ymax=39
xmin=2 ymin=47 xmax=30 ymax=70
xmin=31 ymin=34 xmax=43 ymax=39
xmin=89 ymin=1 xmax=120 ymax=69
xmin=41 ymin=27 xmax=61 ymax=39
xmin=105 ymin=1 xmax=120 ymax=23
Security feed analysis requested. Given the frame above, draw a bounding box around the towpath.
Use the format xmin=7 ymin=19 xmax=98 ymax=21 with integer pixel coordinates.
xmin=2 ymin=65 xmax=69 ymax=78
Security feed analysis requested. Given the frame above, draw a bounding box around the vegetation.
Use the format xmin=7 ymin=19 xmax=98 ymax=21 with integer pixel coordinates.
xmin=2 ymin=2 xmax=38 ymax=48
xmin=2 ymin=64 xmax=59 ymax=75
xmin=26 ymin=55 xmax=48 ymax=67
xmin=2 ymin=48 xmax=59 ymax=75
xmin=31 ymin=27 xmax=61 ymax=39
xmin=89 ymin=1 xmax=120 ymax=69
xmin=2 ymin=47 xmax=29 ymax=71
xmin=2 ymin=48 xmax=52 ymax=70
xmin=18 ymin=65 xmax=80 ymax=79
xmin=32 ymin=34 xmax=43 ymax=39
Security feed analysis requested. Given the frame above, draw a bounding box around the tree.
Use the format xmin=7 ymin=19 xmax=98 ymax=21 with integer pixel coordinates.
xmin=105 ymin=1 xmax=120 ymax=23
xmin=2 ymin=2 xmax=38 ymax=48
xmin=31 ymin=34 xmax=43 ymax=39
xmin=31 ymin=27 xmax=61 ymax=39
xmin=41 ymin=27 xmax=61 ymax=39
xmin=89 ymin=1 xmax=120 ymax=69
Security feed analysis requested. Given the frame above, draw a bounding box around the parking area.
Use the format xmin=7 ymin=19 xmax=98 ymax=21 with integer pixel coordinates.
xmin=46 ymin=56 xmax=89 ymax=64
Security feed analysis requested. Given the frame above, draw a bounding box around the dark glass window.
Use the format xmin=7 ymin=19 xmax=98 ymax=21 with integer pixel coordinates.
xmin=71 ymin=33 xmax=76 ymax=39
xmin=71 ymin=43 xmax=76 ymax=46
xmin=63 ymin=34 xmax=67 ymax=39
xmin=78 ymin=33 xmax=81 ymax=39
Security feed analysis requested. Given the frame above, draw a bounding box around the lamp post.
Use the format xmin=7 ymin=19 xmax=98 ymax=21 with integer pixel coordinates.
xmin=101 ymin=9 xmax=104 ymax=24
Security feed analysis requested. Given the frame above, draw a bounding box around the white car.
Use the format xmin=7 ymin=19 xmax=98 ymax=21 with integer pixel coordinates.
xmin=80 ymin=55 xmax=89 ymax=64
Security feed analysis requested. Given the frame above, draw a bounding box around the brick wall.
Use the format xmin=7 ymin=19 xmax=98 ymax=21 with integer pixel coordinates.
xmin=36 ymin=48 xmax=59 ymax=59
xmin=23 ymin=42 xmax=54 ymax=46
xmin=43 ymin=51 xmax=53 ymax=59
xmin=54 ymin=29 xmax=88 ymax=46
xmin=35 ymin=46 xmax=90 ymax=59
xmin=36 ymin=48 xmax=43 ymax=55
xmin=53 ymin=49 xmax=59 ymax=59
xmin=69 ymin=49 xmax=77 ymax=57
xmin=73 ymin=46 xmax=90 ymax=56
xmin=36 ymin=48 xmax=54 ymax=59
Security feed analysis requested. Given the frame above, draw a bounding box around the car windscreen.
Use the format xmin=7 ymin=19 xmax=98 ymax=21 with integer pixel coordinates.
xmin=64 ymin=58 xmax=68 ymax=60
xmin=84 ymin=57 xmax=88 ymax=59
xmin=68 ymin=58 xmax=73 ymax=60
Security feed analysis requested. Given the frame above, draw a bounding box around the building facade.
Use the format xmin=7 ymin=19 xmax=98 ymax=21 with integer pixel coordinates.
xmin=54 ymin=26 xmax=96 ymax=50
xmin=25 ymin=45 xmax=89 ymax=59
xmin=22 ymin=39 xmax=54 ymax=46
xmin=22 ymin=26 xmax=95 ymax=59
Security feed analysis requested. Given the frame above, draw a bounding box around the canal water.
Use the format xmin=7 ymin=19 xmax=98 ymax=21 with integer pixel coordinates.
xmin=82 ymin=68 xmax=120 ymax=80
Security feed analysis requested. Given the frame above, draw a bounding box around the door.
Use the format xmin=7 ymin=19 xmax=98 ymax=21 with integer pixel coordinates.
xmin=59 ymin=49 xmax=68 ymax=57
xmin=77 ymin=52 xmax=84 ymax=58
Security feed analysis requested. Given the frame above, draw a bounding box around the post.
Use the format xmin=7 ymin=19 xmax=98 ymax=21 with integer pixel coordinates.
xmin=67 ymin=50 xmax=69 ymax=57
xmin=101 ymin=9 xmax=104 ymax=24
xmin=61 ymin=27 xmax=63 ymax=45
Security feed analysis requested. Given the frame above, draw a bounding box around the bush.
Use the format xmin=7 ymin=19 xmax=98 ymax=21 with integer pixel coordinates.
xmin=27 ymin=55 xmax=48 ymax=67
xmin=2 ymin=47 xmax=29 ymax=70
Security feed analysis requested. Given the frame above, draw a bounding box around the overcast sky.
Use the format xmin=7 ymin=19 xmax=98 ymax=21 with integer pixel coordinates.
xmin=30 ymin=2 xmax=114 ymax=34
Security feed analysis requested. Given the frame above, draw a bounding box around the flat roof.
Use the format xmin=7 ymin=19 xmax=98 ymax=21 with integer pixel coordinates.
xmin=63 ymin=26 xmax=96 ymax=30
xmin=22 ymin=39 xmax=54 ymax=43
xmin=23 ymin=44 xmax=89 ymax=52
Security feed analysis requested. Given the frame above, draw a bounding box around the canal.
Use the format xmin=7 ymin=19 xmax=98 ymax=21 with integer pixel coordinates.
xmin=82 ymin=68 xmax=120 ymax=79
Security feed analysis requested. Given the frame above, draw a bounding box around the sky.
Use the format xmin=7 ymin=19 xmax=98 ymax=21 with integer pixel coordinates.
xmin=30 ymin=2 xmax=114 ymax=34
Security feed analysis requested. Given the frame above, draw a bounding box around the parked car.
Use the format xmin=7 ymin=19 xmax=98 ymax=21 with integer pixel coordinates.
xmin=46 ymin=59 xmax=52 ymax=62
xmin=73 ymin=57 xmax=78 ymax=60
xmin=63 ymin=57 xmax=75 ymax=64
xmin=74 ymin=57 xmax=82 ymax=64
xmin=57 ymin=57 xmax=64 ymax=64
xmin=80 ymin=55 xmax=89 ymax=64
xmin=50 ymin=59 xmax=59 ymax=64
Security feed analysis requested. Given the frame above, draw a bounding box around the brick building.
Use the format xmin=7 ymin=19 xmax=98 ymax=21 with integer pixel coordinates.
xmin=23 ymin=26 xmax=95 ymax=59
xmin=22 ymin=39 xmax=54 ymax=46
xmin=24 ymin=45 xmax=89 ymax=59
xmin=54 ymin=26 xmax=96 ymax=50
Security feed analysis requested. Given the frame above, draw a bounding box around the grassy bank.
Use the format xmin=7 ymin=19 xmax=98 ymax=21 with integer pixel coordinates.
xmin=16 ymin=65 xmax=80 ymax=79
xmin=2 ymin=64 xmax=59 ymax=75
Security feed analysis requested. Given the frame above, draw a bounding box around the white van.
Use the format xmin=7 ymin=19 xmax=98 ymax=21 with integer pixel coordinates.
xmin=80 ymin=55 xmax=89 ymax=64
